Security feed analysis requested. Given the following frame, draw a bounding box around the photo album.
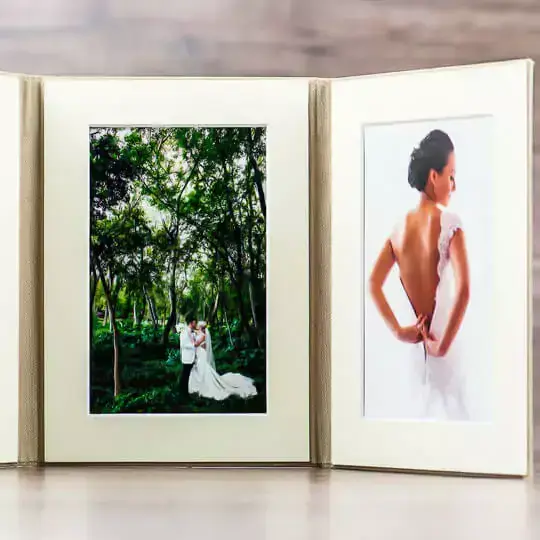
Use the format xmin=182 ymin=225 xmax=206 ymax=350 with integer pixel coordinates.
xmin=0 ymin=59 xmax=533 ymax=476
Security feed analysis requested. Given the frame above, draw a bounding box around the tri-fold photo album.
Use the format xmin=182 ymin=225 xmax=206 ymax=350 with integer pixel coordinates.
xmin=0 ymin=59 xmax=533 ymax=476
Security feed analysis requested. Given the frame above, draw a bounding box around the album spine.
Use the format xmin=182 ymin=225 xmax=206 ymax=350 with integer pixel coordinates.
xmin=18 ymin=76 xmax=44 ymax=465
xmin=309 ymin=79 xmax=332 ymax=467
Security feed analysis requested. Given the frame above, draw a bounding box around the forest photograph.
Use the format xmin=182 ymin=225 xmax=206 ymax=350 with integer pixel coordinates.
xmin=90 ymin=126 xmax=267 ymax=414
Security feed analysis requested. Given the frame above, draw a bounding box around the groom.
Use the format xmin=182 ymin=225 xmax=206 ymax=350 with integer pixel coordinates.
xmin=179 ymin=315 xmax=198 ymax=401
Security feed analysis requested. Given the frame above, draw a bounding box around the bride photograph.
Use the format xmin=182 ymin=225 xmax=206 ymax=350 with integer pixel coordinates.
xmin=363 ymin=117 xmax=494 ymax=423
xmin=178 ymin=319 xmax=257 ymax=403
xmin=89 ymin=126 xmax=266 ymax=414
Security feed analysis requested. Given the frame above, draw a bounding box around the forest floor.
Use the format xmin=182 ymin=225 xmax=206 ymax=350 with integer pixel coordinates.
xmin=90 ymin=328 xmax=266 ymax=415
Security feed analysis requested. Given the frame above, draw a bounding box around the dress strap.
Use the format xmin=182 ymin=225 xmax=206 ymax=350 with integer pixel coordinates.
xmin=437 ymin=211 xmax=463 ymax=278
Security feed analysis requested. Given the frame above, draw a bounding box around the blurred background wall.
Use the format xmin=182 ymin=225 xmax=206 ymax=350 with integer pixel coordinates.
xmin=0 ymin=1 xmax=536 ymax=78
xmin=1 ymin=0 xmax=537 ymax=465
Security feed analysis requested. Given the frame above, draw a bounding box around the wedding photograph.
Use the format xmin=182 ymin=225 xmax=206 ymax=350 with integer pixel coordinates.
xmin=89 ymin=126 xmax=267 ymax=414
xmin=363 ymin=117 xmax=494 ymax=422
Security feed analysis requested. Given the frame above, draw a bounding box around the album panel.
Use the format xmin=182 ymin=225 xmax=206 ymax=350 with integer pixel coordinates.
xmin=331 ymin=60 xmax=532 ymax=475
xmin=44 ymin=77 xmax=310 ymax=462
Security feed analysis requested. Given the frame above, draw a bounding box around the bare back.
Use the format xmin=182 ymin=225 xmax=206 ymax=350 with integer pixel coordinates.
xmin=390 ymin=206 xmax=443 ymax=321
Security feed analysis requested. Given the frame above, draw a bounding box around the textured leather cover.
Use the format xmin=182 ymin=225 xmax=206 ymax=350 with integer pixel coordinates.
xmin=309 ymin=80 xmax=331 ymax=466
xmin=18 ymin=76 xmax=43 ymax=464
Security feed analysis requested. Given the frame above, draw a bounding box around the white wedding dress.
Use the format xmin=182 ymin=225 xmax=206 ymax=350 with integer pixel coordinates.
xmin=188 ymin=330 xmax=258 ymax=401
xmin=391 ymin=208 xmax=469 ymax=421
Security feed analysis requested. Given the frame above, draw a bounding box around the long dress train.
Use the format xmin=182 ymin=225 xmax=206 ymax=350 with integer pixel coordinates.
xmin=188 ymin=331 xmax=258 ymax=401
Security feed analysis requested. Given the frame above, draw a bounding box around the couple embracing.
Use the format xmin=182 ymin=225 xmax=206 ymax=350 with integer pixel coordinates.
xmin=179 ymin=316 xmax=257 ymax=402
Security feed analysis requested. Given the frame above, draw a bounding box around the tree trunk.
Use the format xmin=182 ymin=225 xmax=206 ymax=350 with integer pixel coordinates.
xmin=248 ymin=281 xmax=261 ymax=347
xmin=210 ymin=291 xmax=220 ymax=322
xmin=90 ymin=263 xmax=98 ymax=342
xmin=233 ymin=274 xmax=252 ymax=341
xmin=220 ymin=159 xmax=252 ymax=342
xmin=250 ymin=158 xmax=266 ymax=220
xmin=133 ymin=299 xmax=138 ymax=326
xmin=162 ymin=276 xmax=177 ymax=346
xmin=224 ymin=310 xmax=234 ymax=348
xmin=138 ymin=297 xmax=146 ymax=323
xmin=90 ymin=276 xmax=97 ymax=310
xmin=144 ymin=287 xmax=159 ymax=329
xmin=245 ymin=184 xmax=261 ymax=347
xmin=103 ymin=306 xmax=109 ymax=326
xmin=111 ymin=314 xmax=121 ymax=397
xmin=97 ymin=263 xmax=122 ymax=397
xmin=248 ymin=128 xmax=266 ymax=220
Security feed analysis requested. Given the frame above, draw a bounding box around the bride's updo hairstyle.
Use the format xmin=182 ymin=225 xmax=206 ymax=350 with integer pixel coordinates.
xmin=408 ymin=129 xmax=454 ymax=192
xmin=198 ymin=321 xmax=207 ymax=329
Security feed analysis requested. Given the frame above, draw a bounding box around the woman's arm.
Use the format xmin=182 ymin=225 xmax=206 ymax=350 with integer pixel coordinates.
xmin=195 ymin=333 xmax=206 ymax=348
xmin=424 ymin=229 xmax=470 ymax=357
xmin=369 ymin=238 xmax=423 ymax=343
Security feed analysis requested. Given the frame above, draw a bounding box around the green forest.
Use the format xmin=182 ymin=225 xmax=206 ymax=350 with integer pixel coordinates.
xmin=90 ymin=126 xmax=267 ymax=414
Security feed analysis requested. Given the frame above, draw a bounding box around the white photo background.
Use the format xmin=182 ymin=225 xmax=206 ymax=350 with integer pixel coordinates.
xmin=90 ymin=126 xmax=267 ymax=415
xmin=363 ymin=116 xmax=494 ymax=422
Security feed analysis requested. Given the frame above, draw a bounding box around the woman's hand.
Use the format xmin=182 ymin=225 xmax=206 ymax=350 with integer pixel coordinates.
xmin=395 ymin=314 xmax=426 ymax=344
xmin=419 ymin=324 xmax=447 ymax=357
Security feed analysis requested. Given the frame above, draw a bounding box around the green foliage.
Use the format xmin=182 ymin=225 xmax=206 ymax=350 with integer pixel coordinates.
xmin=90 ymin=127 xmax=267 ymax=413
xmin=166 ymin=347 xmax=181 ymax=364
xmin=90 ymin=322 xmax=266 ymax=414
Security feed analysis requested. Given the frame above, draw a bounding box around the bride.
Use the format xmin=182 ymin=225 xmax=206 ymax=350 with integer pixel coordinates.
xmin=188 ymin=321 xmax=258 ymax=401
xmin=368 ymin=129 xmax=470 ymax=421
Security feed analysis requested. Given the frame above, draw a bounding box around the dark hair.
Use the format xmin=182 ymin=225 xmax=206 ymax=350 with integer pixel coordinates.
xmin=185 ymin=313 xmax=196 ymax=324
xmin=408 ymin=129 xmax=454 ymax=192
